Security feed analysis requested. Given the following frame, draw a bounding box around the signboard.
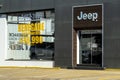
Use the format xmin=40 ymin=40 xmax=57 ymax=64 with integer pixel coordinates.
xmin=73 ymin=4 xmax=103 ymax=29
xmin=7 ymin=18 xmax=54 ymax=59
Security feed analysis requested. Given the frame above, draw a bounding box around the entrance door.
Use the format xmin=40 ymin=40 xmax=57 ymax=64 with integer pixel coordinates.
xmin=77 ymin=30 xmax=102 ymax=66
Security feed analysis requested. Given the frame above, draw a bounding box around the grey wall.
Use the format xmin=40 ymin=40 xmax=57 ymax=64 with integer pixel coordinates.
xmin=55 ymin=0 xmax=120 ymax=68
xmin=103 ymin=0 xmax=120 ymax=68
xmin=0 ymin=0 xmax=10 ymax=12
xmin=54 ymin=0 xmax=88 ymax=67
xmin=1 ymin=0 xmax=120 ymax=68
xmin=54 ymin=0 xmax=103 ymax=68
xmin=0 ymin=0 xmax=54 ymax=13
xmin=85 ymin=0 xmax=120 ymax=68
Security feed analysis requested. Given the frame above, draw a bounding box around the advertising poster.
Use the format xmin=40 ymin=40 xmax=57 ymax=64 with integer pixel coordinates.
xmin=7 ymin=18 xmax=54 ymax=60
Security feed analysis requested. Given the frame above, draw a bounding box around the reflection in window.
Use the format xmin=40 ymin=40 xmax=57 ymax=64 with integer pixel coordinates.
xmin=6 ymin=10 xmax=55 ymax=61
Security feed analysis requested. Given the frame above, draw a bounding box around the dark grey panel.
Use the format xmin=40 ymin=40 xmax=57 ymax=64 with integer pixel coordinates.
xmin=55 ymin=40 xmax=72 ymax=56
xmin=103 ymin=0 xmax=120 ymax=68
xmin=0 ymin=0 xmax=10 ymax=13
xmin=104 ymin=39 xmax=120 ymax=57
xmin=87 ymin=0 xmax=103 ymax=4
xmin=0 ymin=0 xmax=54 ymax=13
xmin=55 ymin=57 xmax=72 ymax=67
xmin=55 ymin=23 xmax=72 ymax=40
xmin=103 ymin=0 xmax=120 ymax=4
xmin=104 ymin=57 xmax=120 ymax=68
xmin=31 ymin=0 xmax=54 ymax=10
xmin=54 ymin=0 xmax=87 ymax=67
xmin=9 ymin=0 xmax=31 ymax=12
xmin=55 ymin=0 xmax=87 ymax=7
xmin=0 ymin=0 xmax=3 ymax=4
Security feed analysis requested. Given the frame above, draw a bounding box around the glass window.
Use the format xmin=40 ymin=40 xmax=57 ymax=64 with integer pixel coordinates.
xmin=5 ymin=10 xmax=55 ymax=60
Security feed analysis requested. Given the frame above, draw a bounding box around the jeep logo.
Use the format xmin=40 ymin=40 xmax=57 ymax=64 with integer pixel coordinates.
xmin=77 ymin=11 xmax=98 ymax=21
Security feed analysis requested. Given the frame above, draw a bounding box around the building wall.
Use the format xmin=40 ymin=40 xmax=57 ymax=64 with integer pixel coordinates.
xmin=0 ymin=0 xmax=120 ymax=68
xmin=103 ymin=0 xmax=120 ymax=68
xmin=54 ymin=0 xmax=102 ymax=68
xmin=55 ymin=0 xmax=120 ymax=68
xmin=0 ymin=0 xmax=54 ymax=13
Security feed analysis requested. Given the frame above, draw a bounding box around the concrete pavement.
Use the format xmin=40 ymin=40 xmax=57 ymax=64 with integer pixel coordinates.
xmin=0 ymin=68 xmax=120 ymax=80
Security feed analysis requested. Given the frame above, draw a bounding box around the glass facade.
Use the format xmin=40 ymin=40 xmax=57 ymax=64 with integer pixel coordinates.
xmin=3 ymin=10 xmax=55 ymax=60
xmin=78 ymin=30 xmax=102 ymax=65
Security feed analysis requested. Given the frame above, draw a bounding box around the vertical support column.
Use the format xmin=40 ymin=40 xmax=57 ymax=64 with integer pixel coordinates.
xmin=72 ymin=29 xmax=77 ymax=67
xmin=76 ymin=31 xmax=79 ymax=64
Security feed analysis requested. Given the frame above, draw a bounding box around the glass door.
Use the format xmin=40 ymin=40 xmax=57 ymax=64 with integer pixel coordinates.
xmin=78 ymin=30 xmax=102 ymax=65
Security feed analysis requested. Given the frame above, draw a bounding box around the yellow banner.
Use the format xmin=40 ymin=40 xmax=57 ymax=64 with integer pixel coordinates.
xmin=18 ymin=22 xmax=45 ymax=45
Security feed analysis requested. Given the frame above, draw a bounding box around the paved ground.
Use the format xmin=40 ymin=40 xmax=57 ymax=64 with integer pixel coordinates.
xmin=0 ymin=68 xmax=120 ymax=80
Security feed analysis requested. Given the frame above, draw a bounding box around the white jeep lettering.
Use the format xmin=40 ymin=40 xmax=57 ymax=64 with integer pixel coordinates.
xmin=77 ymin=11 xmax=98 ymax=21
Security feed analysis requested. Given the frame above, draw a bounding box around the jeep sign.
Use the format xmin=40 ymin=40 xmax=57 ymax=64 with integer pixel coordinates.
xmin=73 ymin=4 xmax=103 ymax=29
xmin=77 ymin=11 xmax=98 ymax=22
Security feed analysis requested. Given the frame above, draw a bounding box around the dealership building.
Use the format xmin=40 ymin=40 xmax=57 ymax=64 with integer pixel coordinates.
xmin=0 ymin=0 xmax=120 ymax=69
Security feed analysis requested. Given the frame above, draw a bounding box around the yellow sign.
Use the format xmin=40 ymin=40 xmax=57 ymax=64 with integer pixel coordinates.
xmin=31 ymin=36 xmax=43 ymax=44
xmin=18 ymin=22 xmax=45 ymax=45
xmin=18 ymin=22 xmax=44 ymax=32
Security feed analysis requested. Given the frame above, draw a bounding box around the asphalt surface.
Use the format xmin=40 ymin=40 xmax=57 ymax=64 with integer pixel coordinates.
xmin=0 ymin=68 xmax=120 ymax=80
